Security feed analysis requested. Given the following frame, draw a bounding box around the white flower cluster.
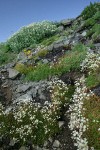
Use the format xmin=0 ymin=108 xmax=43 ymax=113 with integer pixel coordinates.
xmin=7 ymin=21 xmax=58 ymax=52
xmin=48 ymin=77 xmax=68 ymax=109
xmin=68 ymin=50 xmax=100 ymax=150
xmin=68 ymin=76 xmax=91 ymax=150
xmin=0 ymin=78 xmax=69 ymax=144
xmin=10 ymin=102 xmax=57 ymax=142
xmin=81 ymin=52 xmax=100 ymax=73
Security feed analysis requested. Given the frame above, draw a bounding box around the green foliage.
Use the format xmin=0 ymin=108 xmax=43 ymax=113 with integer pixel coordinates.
xmin=84 ymin=18 xmax=95 ymax=27
xmin=0 ymin=42 xmax=11 ymax=52
xmin=36 ymin=49 xmax=48 ymax=58
xmin=40 ymin=34 xmax=60 ymax=46
xmin=7 ymin=21 xmax=58 ymax=52
xmin=0 ymin=43 xmax=16 ymax=65
xmin=87 ymin=24 xmax=100 ymax=41
xmin=93 ymin=11 xmax=100 ymax=21
xmin=83 ymin=95 xmax=100 ymax=149
xmin=25 ymin=44 xmax=87 ymax=81
xmin=86 ymin=73 xmax=100 ymax=88
xmin=15 ymin=63 xmax=34 ymax=74
xmin=84 ymin=11 xmax=100 ymax=28
xmin=81 ymin=2 xmax=100 ymax=20
xmin=25 ymin=63 xmax=51 ymax=81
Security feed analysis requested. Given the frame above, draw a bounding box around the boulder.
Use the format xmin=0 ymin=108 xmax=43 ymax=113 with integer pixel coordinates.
xmin=53 ymin=140 xmax=60 ymax=148
xmin=16 ymin=84 xmax=32 ymax=93
xmin=60 ymin=19 xmax=73 ymax=26
xmin=8 ymin=68 xmax=20 ymax=79
xmin=13 ymin=93 xmax=32 ymax=104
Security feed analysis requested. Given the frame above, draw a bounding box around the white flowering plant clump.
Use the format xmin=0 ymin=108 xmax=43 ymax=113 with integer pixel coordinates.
xmin=0 ymin=78 xmax=69 ymax=145
xmin=48 ymin=77 xmax=69 ymax=107
xmin=7 ymin=21 xmax=58 ymax=52
xmin=68 ymin=50 xmax=100 ymax=149
xmin=68 ymin=76 xmax=91 ymax=150
xmin=81 ymin=51 xmax=100 ymax=74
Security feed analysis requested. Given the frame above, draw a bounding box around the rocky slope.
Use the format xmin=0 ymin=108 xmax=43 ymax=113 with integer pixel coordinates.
xmin=0 ymin=2 xmax=100 ymax=150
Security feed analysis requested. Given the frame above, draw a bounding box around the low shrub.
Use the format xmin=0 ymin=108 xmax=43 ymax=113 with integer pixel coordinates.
xmin=36 ymin=49 xmax=48 ymax=58
xmin=6 ymin=21 xmax=58 ymax=52
xmin=40 ymin=34 xmax=60 ymax=46
xmin=15 ymin=63 xmax=34 ymax=74
xmin=86 ymin=73 xmax=100 ymax=88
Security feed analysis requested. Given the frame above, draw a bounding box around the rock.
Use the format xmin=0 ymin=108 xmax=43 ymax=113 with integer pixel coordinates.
xmin=32 ymin=88 xmax=37 ymax=98
xmin=63 ymin=39 xmax=70 ymax=46
xmin=70 ymin=33 xmax=85 ymax=45
xmin=48 ymin=137 xmax=53 ymax=143
xmin=39 ymin=94 xmax=46 ymax=100
xmin=19 ymin=146 xmax=26 ymax=150
xmin=53 ymin=41 xmax=64 ymax=51
xmin=53 ymin=140 xmax=60 ymax=148
xmin=94 ymin=43 xmax=100 ymax=53
xmin=16 ymin=84 xmax=31 ymax=93
xmin=17 ymin=52 xmax=27 ymax=61
xmin=58 ymin=121 xmax=64 ymax=128
xmin=47 ymin=44 xmax=54 ymax=51
xmin=81 ymin=31 xmax=87 ymax=37
xmin=9 ymin=139 xmax=15 ymax=146
xmin=34 ymin=146 xmax=42 ymax=150
xmin=0 ymin=69 xmax=7 ymax=72
xmin=93 ymin=86 xmax=100 ymax=96
xmin=14 ymin=94 xmax=32 ymax=104
xmin=8 ymin=68 xmax=20 ymax=79
xmin=44 ymin=141 xmax=48 ymax=147
xmin=60 ymin=19 xmax=73 ymax=26
xmin=4 ymin=63 xmax=15 ymax=69
xmin=42 ymin=59 xmax=49 ymax=64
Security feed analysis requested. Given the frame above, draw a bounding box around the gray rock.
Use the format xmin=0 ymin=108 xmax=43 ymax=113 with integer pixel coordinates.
xmin=17 ymin=52 xmax=27 ymax=61
xmin=9 ymin=139 xmax=16 ymax=146
xmin=4 ymin=63 xmax=15 ymax=69
xmin=93 ymin=86 xmax=100 ymax=96
xmin=8 ymin=68 xmax=20 ymax=79
xmin=63 ymin=39 xmax=70 ymax=46
xmin=60 ymin=19 xmax=73 ymax=26
xmin=94 ymin=43 xmax=100 ymax=53
xmin=47 ymin=44 xmax=54 ymax=51
xmin=32 ymin=88 xmax=37 ymax=98
xmin=0 ymin=69 xmax=7 ymax=72
xmin=81 ymin=31 xmax=87 ymax=37
xmin=94 ymin=43 xmax=100 ymax=48
xmin=53 ymin=42 xmax=64 ymax=50
xmin=39 ymin=94 xmax=46 ymax=100
xmin=19 ymin=146 xmax=26 ymax=150
xmin=58 ymin=121 xmax=64 ymax=128
xmin=34 ymin=146 xmax=42 ymax=150
xmin=42 ymin=59 xmax=49 ymax=64
xmin=16 ymin=84 xmax=31 ymax=93
xmin=53 ymin=140 xmax=60 ymax=148
xmin=48 ymin=137 xmax=53 ymax=143
xmin=44 ymin=141 xmax=48 ymax=147
xmin=14 ymin=94 xmax=32 ymax=104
